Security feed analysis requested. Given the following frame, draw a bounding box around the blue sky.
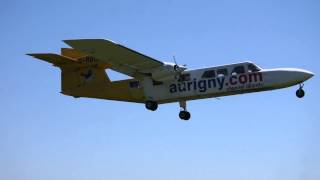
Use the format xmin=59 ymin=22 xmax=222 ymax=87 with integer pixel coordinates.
xmin=1 ymin=0 xmax=319 ymax=179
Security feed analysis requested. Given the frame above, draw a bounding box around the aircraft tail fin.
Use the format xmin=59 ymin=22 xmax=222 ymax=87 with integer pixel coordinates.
xmin=27 ymin=51 xmax=144 ymax=102
xmin=27 ymin=53 xmax=112 ymax=96
xmin=61 ymin=66 xmax=111 ymax=96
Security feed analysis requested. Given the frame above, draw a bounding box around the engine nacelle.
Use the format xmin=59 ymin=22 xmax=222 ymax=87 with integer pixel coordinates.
xmin=152 ymin=67 xmax=177 ymax=82
xmin=151 ymin=62 xmax=185 ymax=82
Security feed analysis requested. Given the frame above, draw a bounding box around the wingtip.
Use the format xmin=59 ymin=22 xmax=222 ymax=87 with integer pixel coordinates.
xmin=63 ymin=39 xmax=76 ymax=45
xmin=63 ymin=38 xmax=104 ymax=42
xmin=63 ymin=38 xmax=114 ymax=45
xmin=26 ymin=53 xmax=36 ymax=57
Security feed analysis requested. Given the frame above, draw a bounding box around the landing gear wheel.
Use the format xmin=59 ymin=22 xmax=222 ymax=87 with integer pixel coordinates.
xmin=296 ymin=89 xmax=305 ymax=98
xmin=145 ymin=101 xmax=158 ymax=111
xmin=179 ymin=111 xmax=191 ymax=120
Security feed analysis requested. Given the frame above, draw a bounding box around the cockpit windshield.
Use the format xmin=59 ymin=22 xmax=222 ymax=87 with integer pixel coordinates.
xmin=247 ymin=63 xmax=261 ymax=72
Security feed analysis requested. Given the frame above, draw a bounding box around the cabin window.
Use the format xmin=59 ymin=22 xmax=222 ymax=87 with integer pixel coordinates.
xmin=248 ymin=64 xmax=260 ymax=72
xmin=201 ymin=70 xmax=216 ymax=78
xmin=231 ymin=65 xmax=245 ymax=75
xmin=153 ymin=80 xmax=163 ymax=85
xmin=180 ymin=73 xmax=191 ymax=81
xmin=129 ymin=81 xmax=140 ymax=88
xmin=217 ymin=68 xmax=228 ymax=77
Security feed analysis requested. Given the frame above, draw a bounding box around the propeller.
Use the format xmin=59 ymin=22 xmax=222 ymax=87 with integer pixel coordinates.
xmin=173 ymin=56 xmax=178 ymax=70
xmin=172 ymin=55 xmax=187 ymax=81
xmin=172 ymin=55 xmax=186 ymax=72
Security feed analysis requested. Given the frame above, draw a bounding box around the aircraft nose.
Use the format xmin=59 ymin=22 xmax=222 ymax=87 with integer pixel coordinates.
xmin=298 ymin=69 xmax=314 ymax=81
xmin=265 ymin=68 xmax=313 ymax=88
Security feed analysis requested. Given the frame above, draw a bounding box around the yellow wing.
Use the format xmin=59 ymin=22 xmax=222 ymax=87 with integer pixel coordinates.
xmin=63 ymin=39 xmax=164 ymax=77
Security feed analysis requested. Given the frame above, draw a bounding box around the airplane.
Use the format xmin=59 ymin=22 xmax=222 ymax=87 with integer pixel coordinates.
xmin=27 ymin=39 xmax=314 ymax=120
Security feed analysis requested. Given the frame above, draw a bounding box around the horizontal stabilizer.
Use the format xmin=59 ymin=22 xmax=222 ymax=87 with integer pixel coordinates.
xmin=27 ymin=53 xmax=78 ymax=66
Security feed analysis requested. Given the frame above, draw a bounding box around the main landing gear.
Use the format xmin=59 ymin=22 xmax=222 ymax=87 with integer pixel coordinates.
xmin=144 ymin=100 xmax=191 ymax=120
xmin=296 ymin=84 xmax=305 ymax=98
xmin=179 ymin=101 xmax=191 ymax=120
xmin=145 ymin=100 xmax=158 ymax=111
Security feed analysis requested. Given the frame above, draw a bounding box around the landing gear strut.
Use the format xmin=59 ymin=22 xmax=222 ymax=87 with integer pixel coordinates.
xmin=179 ymin=101 xmax=191 ymax=120
xmin=296 ymin=84 xmax=305 ymax=98
xmin=145 ymin=100 xmax=158 ymax=111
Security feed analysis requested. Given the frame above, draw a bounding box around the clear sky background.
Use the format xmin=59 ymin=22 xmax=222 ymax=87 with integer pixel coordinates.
xmin=0 ymin=0 xmax=319 ymax=180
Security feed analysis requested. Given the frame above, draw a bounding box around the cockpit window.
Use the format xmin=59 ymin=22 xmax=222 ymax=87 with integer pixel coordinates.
xmin=201 ymin=70 xmax=216 ymax=78
xmin=248 ymin=64 xmax=261 ymax=72
xmin=231 ymin=66 xmax=245 ymax=75
xmin=217 ymin=68 xmax=228 ymax=77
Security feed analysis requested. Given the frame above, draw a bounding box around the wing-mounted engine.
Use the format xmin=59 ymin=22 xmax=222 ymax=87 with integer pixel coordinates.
xmin=151 ymin=62 xmax=187 ymax=82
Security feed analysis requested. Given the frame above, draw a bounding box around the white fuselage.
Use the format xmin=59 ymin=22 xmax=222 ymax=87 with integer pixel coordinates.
xmin=142 ymin=62 xmax=313 ymax=104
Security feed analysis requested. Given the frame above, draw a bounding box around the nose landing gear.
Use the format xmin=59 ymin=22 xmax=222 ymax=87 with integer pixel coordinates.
xmin=296 ymin=84 xmax=305 ymax=98
xmin=179 ymin=111 xmax=191 ymax=120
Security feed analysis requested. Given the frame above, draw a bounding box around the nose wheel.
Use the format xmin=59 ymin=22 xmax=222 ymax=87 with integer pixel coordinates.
xmin=296 ymin=84 xmax=305 ymax=98
xmin=179 ymin=111 xmax=191 ymax=120
xmin=179 ymin=101 xmax=191 ymax=120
